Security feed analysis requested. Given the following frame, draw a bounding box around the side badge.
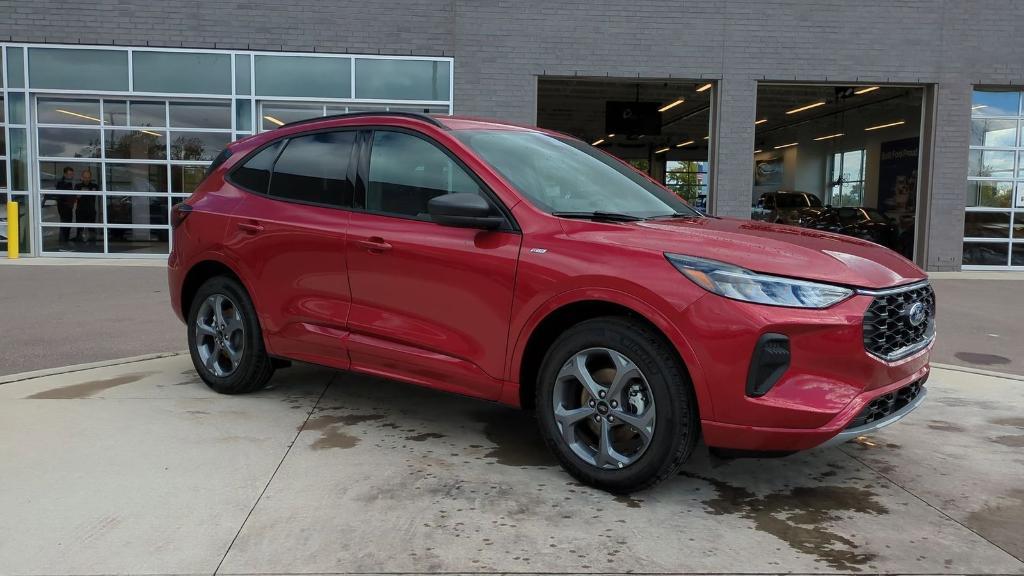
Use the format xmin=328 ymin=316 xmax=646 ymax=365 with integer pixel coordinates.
xmin=529 ymin=248 xmax=548 ymax=254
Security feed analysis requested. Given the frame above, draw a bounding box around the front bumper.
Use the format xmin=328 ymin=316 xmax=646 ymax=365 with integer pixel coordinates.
xmin=818 ymin=383 xmax=927 ymax=449
xmin=677 ymin=287 xmax=932 ymax=452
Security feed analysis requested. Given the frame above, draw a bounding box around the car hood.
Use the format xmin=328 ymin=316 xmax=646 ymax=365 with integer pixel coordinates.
xmin=589 ymin=216 xmax=925 ymax=289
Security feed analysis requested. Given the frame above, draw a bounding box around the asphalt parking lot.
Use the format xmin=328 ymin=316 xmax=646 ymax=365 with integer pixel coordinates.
xmin=1 ymin=354 xmax=1022 ymax=575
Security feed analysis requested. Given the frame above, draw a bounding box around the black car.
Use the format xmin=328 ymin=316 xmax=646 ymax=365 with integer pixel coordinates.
xmin=796 ymin=206 xmax=899 ymax=250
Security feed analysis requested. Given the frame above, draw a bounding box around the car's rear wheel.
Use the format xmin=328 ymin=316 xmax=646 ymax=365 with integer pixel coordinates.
xmin=187 ymin=276 xmax=274 ymax=394
xmin=535 ymin=316 xmax=698 ymax=493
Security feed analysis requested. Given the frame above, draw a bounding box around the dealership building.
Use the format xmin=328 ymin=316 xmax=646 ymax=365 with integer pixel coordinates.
xmin=1 ymin=1 xmax=1023 ymax=270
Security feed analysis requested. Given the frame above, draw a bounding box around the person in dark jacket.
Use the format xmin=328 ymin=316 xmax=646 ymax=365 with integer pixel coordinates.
xmin=54 ymin=167 xmax=77 ymax=249
xmin=74 ymin=169 xmax=100 ymax=245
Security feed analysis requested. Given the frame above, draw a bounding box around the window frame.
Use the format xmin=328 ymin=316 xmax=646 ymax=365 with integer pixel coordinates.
xmin=226 ymin=128 xmax=359 ymax=211
xmin=828 ymin=148 xmax=867 ymax=207
xmin=354 ymin=126 xmax=519 ymax=232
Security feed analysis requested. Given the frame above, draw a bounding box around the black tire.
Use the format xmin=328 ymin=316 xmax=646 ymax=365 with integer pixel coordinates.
xmin=535 ymin=316 xmax=699 ymax=493
xmin=187 ymin=276 xmax=274 ymax=394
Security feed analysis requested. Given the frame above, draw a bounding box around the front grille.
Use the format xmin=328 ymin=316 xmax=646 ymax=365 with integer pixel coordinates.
xmin=862 ymin=282 xmax=935 ymax=361
xmin=846 ymin=380 xmax=924 ymax=429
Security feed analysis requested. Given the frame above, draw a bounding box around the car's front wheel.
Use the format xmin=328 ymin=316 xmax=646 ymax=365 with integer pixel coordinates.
xmin=187 ymin=276 xmax=274 ymax=394
xmin=536 ymin=317 xmax=699 ymax=493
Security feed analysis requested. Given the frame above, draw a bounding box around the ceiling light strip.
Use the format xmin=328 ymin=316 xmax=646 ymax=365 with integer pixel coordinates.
xmin=786 ymin=101 xmax=826 ymax=114
xmin=864 ymin=120 xmax=905 ymax=131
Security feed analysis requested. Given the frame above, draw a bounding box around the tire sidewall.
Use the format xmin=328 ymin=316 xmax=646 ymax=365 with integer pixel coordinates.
xmin=536 ymin=317 xmax=696 ymax=491
xmin=187 ymin=277 xmax=268 ymax=394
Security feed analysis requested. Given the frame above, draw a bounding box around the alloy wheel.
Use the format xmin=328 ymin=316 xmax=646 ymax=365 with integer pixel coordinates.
xmin=551 ymin=347 xmax=656 ymax=469
xmin=194 ymin=293 xmax=245 ymax=377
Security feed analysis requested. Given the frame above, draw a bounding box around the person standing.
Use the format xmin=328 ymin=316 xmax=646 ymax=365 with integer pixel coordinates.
xmin=54 ymin=166 xmax=77 ymax=249
xmin=75 ymin=169 xmax=100 ymax=245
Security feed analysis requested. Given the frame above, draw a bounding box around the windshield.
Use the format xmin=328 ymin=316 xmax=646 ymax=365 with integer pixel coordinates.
xmin=453 ymin=130 xmax=699 ymax=219
xmin=774 ymin=193 xmax=823 ymax=208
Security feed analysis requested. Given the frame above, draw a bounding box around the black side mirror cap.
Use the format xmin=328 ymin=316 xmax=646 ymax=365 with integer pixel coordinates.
xmin=428 ymin=193 xmax=504 ymax=230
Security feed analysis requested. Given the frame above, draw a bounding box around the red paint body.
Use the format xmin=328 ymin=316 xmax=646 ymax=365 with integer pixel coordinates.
xmin=168 ymin=114 xmax=931 ymax=452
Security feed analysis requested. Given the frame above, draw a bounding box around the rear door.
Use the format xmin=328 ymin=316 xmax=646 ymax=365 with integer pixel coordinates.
xmin=224 ymin=130 xmax=357 ymax=368
xmin=344 ymin=128 xmax=521 ymax=400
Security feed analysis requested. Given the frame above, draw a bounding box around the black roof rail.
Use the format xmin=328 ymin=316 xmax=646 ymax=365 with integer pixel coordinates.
xmin=281 ymin=111 xmax=448 ymax=130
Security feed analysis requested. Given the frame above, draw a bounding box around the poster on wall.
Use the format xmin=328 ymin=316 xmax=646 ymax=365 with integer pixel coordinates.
xmin=877 ymin=137 xmax=919 ymax=218
xmin=754 ymin=158 xmax=784 ymax=188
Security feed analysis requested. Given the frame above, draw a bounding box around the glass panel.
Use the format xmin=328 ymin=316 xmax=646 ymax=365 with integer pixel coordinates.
xmin=105 ymin=163 xmax=169 ymax=193
xmin=42 ymin=227 xmax=104 ymax=253
xmin=9 ymin=128 xmax=28 ymax=191
xmin=107 ymin=228 xmax=169 ymax=254
xmin=967 ymin=181 xmax=1013 ymax=208
xmin=170 ymin=132 xmax=231 ymax=161
xmin=106 ymin=196 xmax=169 ymax=225
xmin=355 ymin=59 xmax=450 ymax=101
xmin=235 ymin=54 xmax=251 ymax=96
xmin=1012 ymin=243 xmax=1024 ymax=266
xmin=971 ymin=90 xmax=1021 ymax=117
xmin=0 ymin=95 xmax=4 ymax=123
xmin=0 ymin=128 xmax=5 ymax=157
xmin=971 ymin=118 xmax=1017 ymax=147
xmin=260 ymin=103 xmax=322 ymax=130
xmin=367 ymin=130 xmax=482 ymax=217
xmin=133 ymin=51 xmax=231 ymax=95
xmin=269 ymin=132 xmax=355 ymax=206
xmin=129 ymin=101 xmax=166 ymax=127
xmin=341 ymin=104 xmax=389 ymax=113
xmin=169 ymin=101 xmax=231 ymax=129
xmin=231 ymin=141 xmax=282 ymax=194
xmin=37 ymin=128 xmax=101 ymax=158
xmin=235 ymin=99 xmax=252 ymax=132
xmin=39 ymin=161 xmax=102 ymax=190
xmin=1018 ymin=183 xmax=1024 ymax=208
xmin=968 ymin=149 xmax=1014 ymax=177
xmin=105 ymin=129 xmax=167 ymax=160
xmin=171 ymin=165 xmax=208 ymax=194
xmin=41 ymin=193 xmax=100 ymax=234
xmin=962 ymin=241 xmax=1009 ymax=266
xmin=37 ymin=98 xmax=100 ymax=125
xmin=1 ymin=194 xmax=31 ymax=253
xmin=6 ymin=47 xmax=25 ymax=89
xmin=8 ymin=92 xmax=25 ymax=124
xmin=28 ymin=47 xmax=129 ymax=91
xmin=104 ymin=100 xmax=127 ymax=126
xmin=963 ymin=211 xmax=1011 ymax=238
xmin=254 ymin=55 xmax=351 ymax=98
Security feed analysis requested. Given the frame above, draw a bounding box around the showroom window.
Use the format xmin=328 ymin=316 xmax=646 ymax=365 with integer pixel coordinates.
xmin=828 ymin=149 xmax=866 ymax=207
xmin=965 ymin=88 xmax=1024 ymax=268
xmin=0 ymin=43 xmax=454 ymax=257
xmin=35 ymin=96 xmax=233 ymax=254
xmin=665 ymin=160 xmax=708 ymax=205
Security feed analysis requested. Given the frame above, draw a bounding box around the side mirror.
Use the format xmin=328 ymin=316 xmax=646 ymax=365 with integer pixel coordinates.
xmin=428 ymin=193 xmax=505 ymax=230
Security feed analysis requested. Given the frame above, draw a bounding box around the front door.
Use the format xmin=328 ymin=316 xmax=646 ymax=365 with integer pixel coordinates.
xmin=225 ymin=130 xmax=357 ymax=368
xmin=345 ymin=129 xmax=521 ymax=399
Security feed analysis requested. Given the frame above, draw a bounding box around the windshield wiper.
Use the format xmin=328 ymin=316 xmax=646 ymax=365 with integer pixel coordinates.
xmin=552 ymin=211 xmax=645 ymax=222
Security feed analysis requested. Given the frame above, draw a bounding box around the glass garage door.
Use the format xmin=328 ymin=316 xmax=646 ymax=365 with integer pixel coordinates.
xmin=965 ymin=88 xmax=1024 ymax=268
xmin=34 ymin=96 xmax=232 ymax=255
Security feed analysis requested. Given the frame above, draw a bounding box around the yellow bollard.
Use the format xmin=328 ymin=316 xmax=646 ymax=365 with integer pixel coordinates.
xmin=6 ymin=200 xmax=18 ymax=259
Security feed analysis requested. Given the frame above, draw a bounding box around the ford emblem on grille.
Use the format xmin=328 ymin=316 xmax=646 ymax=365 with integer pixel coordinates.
xmin=906 ymin=301 xmax=927 ymax=327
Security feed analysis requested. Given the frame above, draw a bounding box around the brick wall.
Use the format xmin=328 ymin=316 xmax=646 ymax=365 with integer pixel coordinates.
xmin=4 ymin=0 xmax=1024 ymax=270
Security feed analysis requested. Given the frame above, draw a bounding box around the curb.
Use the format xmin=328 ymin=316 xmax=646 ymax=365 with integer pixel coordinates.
xmin=932 ymin=362 xmax=1024 ymax=382
xmin=0 ymin=351 xmax=187 ymax=385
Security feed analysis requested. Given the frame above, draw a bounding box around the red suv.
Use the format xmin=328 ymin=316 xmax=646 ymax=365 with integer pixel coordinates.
xmin=169 ymin=112 xmax=933 ymax=492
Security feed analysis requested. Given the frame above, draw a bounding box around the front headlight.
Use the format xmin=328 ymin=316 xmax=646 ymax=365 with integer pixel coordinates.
xmin=665 ymin=253 xmax=853 ymax=308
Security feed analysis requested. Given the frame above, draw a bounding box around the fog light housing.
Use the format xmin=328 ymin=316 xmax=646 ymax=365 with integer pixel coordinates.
xmin=747 ymin=333 xmax=790 ymax=397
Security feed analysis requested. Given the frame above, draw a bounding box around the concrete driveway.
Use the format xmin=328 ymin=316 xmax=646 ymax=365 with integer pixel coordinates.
xmin=1 ymin=355 xmax=1021 ymax=575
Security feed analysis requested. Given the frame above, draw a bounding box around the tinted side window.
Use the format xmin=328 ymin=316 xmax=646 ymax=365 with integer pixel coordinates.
xmin=231 ymin=141 xmax=282 ymax=194
xmin=269 ymin=131 xmax=355 ymax=207
xmin=367 ymin=130 xmax=483 ymax=218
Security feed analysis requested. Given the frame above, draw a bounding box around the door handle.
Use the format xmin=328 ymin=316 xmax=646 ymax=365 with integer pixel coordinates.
xmin=357 ymin=237 xmax=393 ymax=253
xmin=237 ymin=221 xmax=264 ymax=234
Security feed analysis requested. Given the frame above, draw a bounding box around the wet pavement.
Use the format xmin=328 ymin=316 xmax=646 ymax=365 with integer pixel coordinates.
xmin=1 ymin=355 xmax=1022 ymax=575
